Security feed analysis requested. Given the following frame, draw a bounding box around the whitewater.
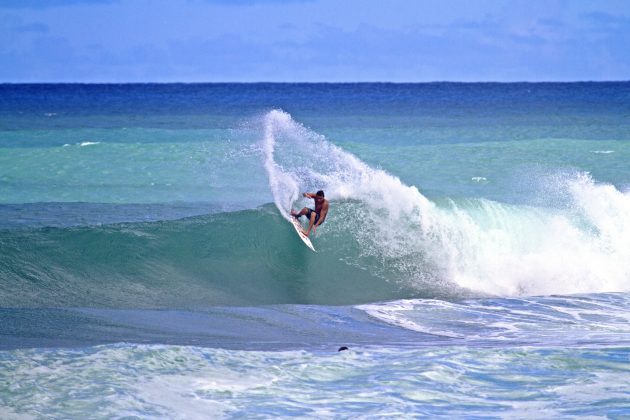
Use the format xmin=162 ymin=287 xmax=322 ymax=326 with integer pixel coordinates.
xmin=1 ymin=83 xmax=629 ymax=418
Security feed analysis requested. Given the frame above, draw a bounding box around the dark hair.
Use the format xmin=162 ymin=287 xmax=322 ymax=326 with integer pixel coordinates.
xmin=316 ymin=190 xmax=325 ymax=197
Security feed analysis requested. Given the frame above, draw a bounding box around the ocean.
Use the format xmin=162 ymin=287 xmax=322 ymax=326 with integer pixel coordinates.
xmin=1 ymin=83 xmax=629 ymax=418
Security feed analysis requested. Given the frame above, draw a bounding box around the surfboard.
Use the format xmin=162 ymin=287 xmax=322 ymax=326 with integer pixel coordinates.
xmin=289 ymin=216 xmax=316 ymax=252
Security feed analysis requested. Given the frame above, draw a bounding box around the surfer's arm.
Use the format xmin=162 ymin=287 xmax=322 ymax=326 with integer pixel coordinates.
xmin=303 ymin=192 xmax=316 ymax=199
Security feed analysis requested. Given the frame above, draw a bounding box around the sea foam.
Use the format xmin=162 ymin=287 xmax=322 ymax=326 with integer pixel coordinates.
xmin=261 ymin=110 xmax=630 ymax=297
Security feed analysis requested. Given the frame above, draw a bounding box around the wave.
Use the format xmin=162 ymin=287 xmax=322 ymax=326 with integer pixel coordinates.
xmin=2 ymin=111 xmax=629 ymax=308
xmin=2 ymin=182 xmax=629 ymax=308
xmin=260 ymin=110 xmax=630 ymax=297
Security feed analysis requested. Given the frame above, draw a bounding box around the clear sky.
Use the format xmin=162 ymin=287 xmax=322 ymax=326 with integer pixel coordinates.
xmin=1 ymin=0 xmax=629 ymax=82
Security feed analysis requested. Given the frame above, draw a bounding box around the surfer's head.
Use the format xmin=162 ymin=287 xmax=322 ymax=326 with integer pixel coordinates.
xmin=316 ymin=190 xmax=325 ymax=198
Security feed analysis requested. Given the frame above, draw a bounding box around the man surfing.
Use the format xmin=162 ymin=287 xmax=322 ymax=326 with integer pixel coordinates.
xmin=291 ymin=190 xmax=329 ymax=237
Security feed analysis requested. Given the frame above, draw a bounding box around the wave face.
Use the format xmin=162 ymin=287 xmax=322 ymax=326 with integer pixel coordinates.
xmin=0 ymin=207 xmax=426 ymax=308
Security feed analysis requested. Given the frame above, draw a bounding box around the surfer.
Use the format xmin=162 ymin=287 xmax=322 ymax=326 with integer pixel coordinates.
xmin=291 ymin=190 xmax=329 ymax=237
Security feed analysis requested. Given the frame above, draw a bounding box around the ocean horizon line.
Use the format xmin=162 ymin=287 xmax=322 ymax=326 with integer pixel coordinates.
xmin=1 ymin=80 xmax=629 ymax=86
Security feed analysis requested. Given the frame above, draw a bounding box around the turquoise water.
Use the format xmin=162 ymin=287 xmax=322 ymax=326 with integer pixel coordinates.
xmin=1 ymin=83 xmax=629 ymax=417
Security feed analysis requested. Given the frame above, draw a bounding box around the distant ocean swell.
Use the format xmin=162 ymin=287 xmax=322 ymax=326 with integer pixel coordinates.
xmin=1 ymin=110 xmax=629 ymax=309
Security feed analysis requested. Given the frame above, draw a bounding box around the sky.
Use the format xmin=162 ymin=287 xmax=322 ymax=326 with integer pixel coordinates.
xmin=1 ymin=0 xmax=629 ymax=82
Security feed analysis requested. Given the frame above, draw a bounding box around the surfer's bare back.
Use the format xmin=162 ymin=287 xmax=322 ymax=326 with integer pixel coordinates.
xmin=291 ymin=190 xmax=329 ymax=237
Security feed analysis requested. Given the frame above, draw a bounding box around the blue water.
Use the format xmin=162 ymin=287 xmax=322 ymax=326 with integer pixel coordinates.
xmin=1 ymin=83 xmax=630 ymax=418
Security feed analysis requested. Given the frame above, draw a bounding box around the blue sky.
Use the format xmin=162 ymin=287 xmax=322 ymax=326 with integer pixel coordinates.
xmin=1 ymin=0 xmax=629 ymax=82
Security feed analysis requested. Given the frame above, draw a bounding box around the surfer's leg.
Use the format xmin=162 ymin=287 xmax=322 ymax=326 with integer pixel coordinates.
xmin=292 ymin=207 xmax=309 ymax=218
xmin=304 ymin=211 xmax=317 ymax=236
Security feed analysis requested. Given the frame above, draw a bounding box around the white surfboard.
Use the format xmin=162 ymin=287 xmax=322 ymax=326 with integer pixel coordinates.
xmin=289 ymin=216 xmax=316 ymax=252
